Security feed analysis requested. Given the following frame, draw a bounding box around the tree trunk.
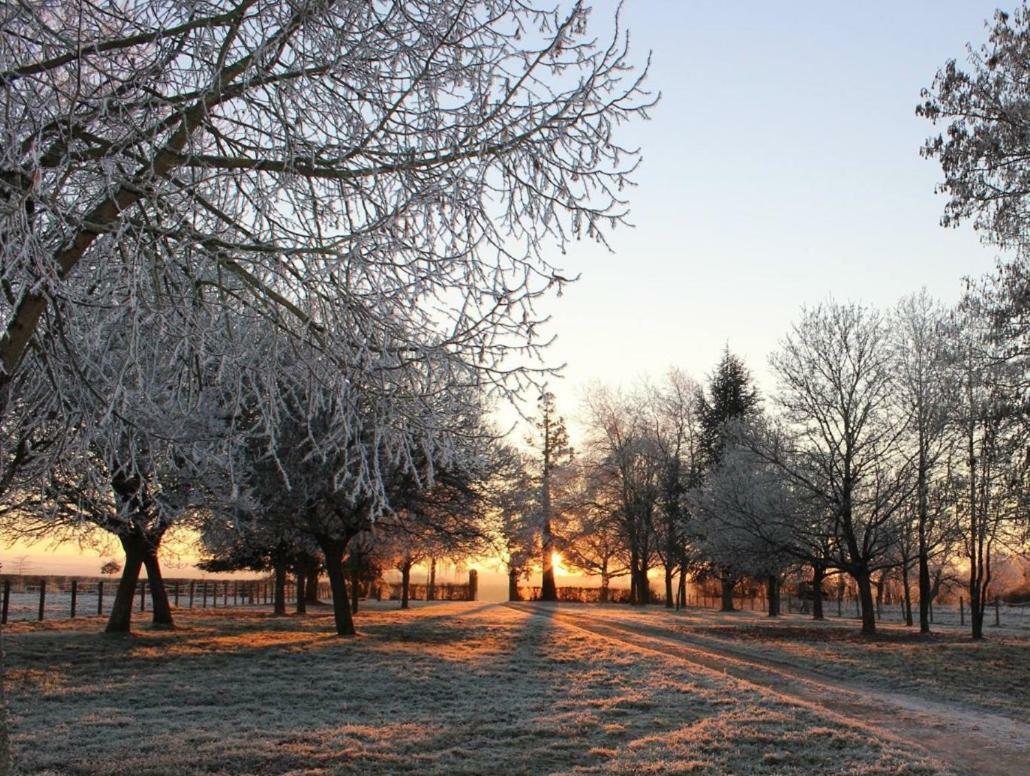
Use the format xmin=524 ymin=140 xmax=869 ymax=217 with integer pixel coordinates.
xmin=540 ymin=539 xmax=558 ymax=602
xmin=304 ymin=556 xmax=321 ymax=603
xmin=970 ymin=579 xmax=985 ymax=640
xmin=766 ymin=575 xmax=780 ymax=617
xmin=295 ymin=570 xmax=306 ymax=614
xmin=856 ymin=570 xmax=877 ymax=636
xmin=811 ymin=566 xmax=824 ymax=620
xmin=901 ymin=562 xmax=913 ymax=627
xmin=427 ymin=557 xmax=437 ymax=602
xmin=720 ymin=575 xmax=735 ymax=612
xmin=677 ymin=558 xmax=688 ymax=610
xmin=664 ymin=565 xmax=674 ymax=609
xmin=273 ymin=562 xmax=287 ymax=616
xmin=508 ymin=569 xmax=520 ymax=602
xmin=629 ymin=547 xmax=639 ymax=604
xmin=319 ymin=537 xmax=355 ymax=636
xmin=349 ymin=556 xmax=360 ymax=614
xmin=917 ymin=443 xmax=932 ymax=634
xmin=632 ymin=565 xmax=650 ymax=605
xmin=142 ymin=548 xmax=174 ymax=628
xmin=106 ymin=534 xmax=146 ymax=633
xmin=401 ymin=560 xmax=412 ymax=610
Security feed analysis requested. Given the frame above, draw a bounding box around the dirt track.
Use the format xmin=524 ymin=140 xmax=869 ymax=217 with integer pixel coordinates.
xmin=506 ymin=603 xmax=1030 ymax=776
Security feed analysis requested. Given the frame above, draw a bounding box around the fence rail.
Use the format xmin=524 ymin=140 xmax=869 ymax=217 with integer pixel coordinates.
xmin=0 ymin=575 xmax=331 ymax=624
xmin=511 ymin=584 xmax=1028 ymax=630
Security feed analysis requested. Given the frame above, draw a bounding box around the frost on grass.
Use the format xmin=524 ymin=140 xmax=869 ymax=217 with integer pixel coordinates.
xmin=4 ymin=603 xmax=948 ymax=775
xmin=591 ymin=606 xmax=1030 ymax=720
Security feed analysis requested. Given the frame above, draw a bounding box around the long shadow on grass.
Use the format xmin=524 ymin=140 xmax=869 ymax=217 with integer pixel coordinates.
xmin=5 ymin=602 xmax=616 ymax=774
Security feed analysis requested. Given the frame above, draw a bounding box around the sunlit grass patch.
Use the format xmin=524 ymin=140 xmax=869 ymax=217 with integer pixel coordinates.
xmin=4 ymin=602 xmax=954 ymax=775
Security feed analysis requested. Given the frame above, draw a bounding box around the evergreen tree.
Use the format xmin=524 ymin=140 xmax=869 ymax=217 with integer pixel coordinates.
xmin=698 ymin=348 xmax=761 ymax=471
xmin=528 ymin=391 xmax=573 ymax=602
xmin=697 ymin=348 xmax=760 ymax=610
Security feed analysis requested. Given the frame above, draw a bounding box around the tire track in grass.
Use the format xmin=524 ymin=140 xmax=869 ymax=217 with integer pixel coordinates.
xmin=506 ymin=603 xmax=1028 ymax=776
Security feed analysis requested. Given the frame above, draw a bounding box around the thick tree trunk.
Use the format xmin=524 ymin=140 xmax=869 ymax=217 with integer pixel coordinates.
xmin=401 ymin=561 xmax=412 ymax=610
xmin=720 ymin=575 xmax=735 ymax=612
xmin=856 ymin=570 xmax=877 ymax=636
xmin=766 ymin=575 xmax=780 ymax=617
xmin=273 ymin=563 xmax=287 ymax=616
xmin=632 ymin=565 xmax=650 ymax=605
xmin=142 ymin=548 xmax=174 ymax=628
xmin=664 ymin=565 xmax=674 ymax=609
xmin=320 ymin=537 xmax=355 ymax=636
xmin=295 ymin=570 xmax=306 ymax=614
xmin=811 ymin=566 xmax=824 ymax=621
xmin=305 ymin=562 xmax=321 ymax=604
xmin=106 ymin=534 xmax=145 ymax=633
xmin=874 ymin=570 xmax=887 ymax=607
xmin=508 ymin=569 xmax=520 ymax=602
xmin=970 ymin=579 xmax=985 ymax=640
xmin=540 ymin=541 xmax=558 ymax=602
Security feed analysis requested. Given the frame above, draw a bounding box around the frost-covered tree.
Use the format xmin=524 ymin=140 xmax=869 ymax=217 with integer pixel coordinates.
xmin=891 ymin=290 xmax=955 ymax=632
xmin=0 ymin=0 xmax=654 ymax=446
xmin=492 ymin=447 xmax=539 ymax=602
xmin=947 ymin=290 xmax=1029 ymax=639
xmin=696 ymin=349 xmax=760 ymax=610
xmin=581 ymin=385 xmax=661 ymax=604
xmin=763 ymin=301 xmax=911 ymax=635
xmin=647 ymin=370 xmax=703 ymax=609
xmin=559 ymin=460 xmax=628 ymax=602
xmin=919 ymin=3 xmax=1030 ymax=252
xmin=0 ymin=282 xmax=224 ymax=633
xmin=692 ymin=443 xmax=795 ymax=617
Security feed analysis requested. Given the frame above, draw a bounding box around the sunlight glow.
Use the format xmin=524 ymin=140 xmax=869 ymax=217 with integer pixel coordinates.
xmin=552 ymin=552 xmax=567 ymax=576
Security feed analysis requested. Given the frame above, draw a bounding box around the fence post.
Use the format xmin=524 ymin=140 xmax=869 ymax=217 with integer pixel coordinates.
xmin=97 ymin=580 xmax=104 ymax=615
xmin=2 ymin=579 xmax=9 ymax=624
xmin=38 ymin=579 xmax=46 ymax=621
xmin=960 ymin=597 xmax=964 ymax=626
xmin=174 ymin=582 xmax=180 ymax=608
xmin=995 ymin=596 xmax=1001 ymax=627
xmin=234 ymin=581 xmax=238 ymax=606
xmin=202 ymin=581 xmax=208 ymax=608
xmin=224 ymin=581 xmax=229 ymax=606
xmin=70 ymin=579 xmax=78 ymax=618
xmin=139 ymin=580 xmax=146 ymax=611
xmin=189 ymin=580 xmax=195 ymax=609
xmin=468 ymin=569 xmax=478 ymax=601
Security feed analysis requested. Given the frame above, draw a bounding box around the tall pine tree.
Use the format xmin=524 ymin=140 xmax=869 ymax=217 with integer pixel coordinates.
xmin=698 ymin=348 xmax=760 ymax=610
xmin=529 ymin=391 xmax=573 ymax=602
xmin=699 ymin=348 xmax=761 ymax=471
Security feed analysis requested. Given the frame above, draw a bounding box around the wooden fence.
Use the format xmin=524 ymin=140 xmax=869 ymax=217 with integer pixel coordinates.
xmin=0 ymin=575 xmax=330 ymax=624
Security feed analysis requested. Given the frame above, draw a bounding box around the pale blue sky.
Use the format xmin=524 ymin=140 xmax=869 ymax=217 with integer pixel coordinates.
xmin=531 ymin=0 xmax=1014 ymax=432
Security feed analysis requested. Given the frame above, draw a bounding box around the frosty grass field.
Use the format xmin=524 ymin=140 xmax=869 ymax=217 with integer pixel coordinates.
xmin=3 ymin=601 xmax=1028 ymax=775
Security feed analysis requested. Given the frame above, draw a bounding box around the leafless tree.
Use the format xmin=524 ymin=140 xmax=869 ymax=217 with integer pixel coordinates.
xmin=761 ymin=301 xmax=911 ymax=635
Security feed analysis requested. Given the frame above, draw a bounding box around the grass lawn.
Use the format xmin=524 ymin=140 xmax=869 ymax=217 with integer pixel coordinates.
xmin=1 ymin=602 xmax=952 ymax=775
xmin=608 ymin=606 xmax=1030 ymax=720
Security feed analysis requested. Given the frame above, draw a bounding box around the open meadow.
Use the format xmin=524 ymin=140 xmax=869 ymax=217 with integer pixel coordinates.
xmin=3 ymin=601 xmax=1028 ymax=775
